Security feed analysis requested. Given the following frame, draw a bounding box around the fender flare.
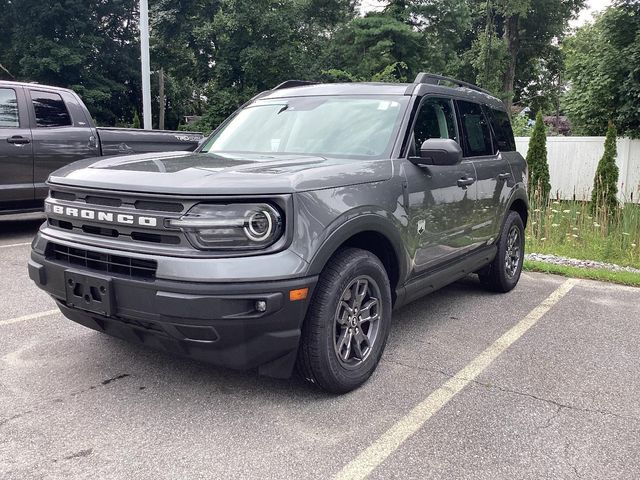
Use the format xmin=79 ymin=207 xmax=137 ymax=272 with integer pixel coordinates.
xmin=506 ymin=186 xmax=529 ymax=225
xmin=306 ymin=213 xmax=408 ymax=284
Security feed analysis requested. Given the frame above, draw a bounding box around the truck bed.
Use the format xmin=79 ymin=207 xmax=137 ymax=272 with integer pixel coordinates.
xmin=97 ymin=127 xmax=203 ymax=156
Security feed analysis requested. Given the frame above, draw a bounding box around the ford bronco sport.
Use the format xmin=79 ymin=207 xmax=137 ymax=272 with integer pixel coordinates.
xmin=29 ymin=74 xmax=528 ymax=393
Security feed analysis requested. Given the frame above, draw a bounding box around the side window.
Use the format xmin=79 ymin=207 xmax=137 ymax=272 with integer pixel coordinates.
xmin=457 ymin=100 xmax=494 ymax=157
xmin=412 ymin=97 xmax=457 ymax=154
xmin=0 ymin=88 xmax=19 ymax=128
xmin=487 ymin=108 xmax=516 ymax=152
xmin=30 ymin=90 xmax=72 ymax=128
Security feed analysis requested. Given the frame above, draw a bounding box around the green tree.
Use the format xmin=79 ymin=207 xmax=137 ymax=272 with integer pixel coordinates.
xmin=132 ymin=111 xmax=141 ymax=129
xmin=591 ymin=123 xmax=619 ymax=213
xmin=526 ymin=111 xmax=551 ymax=200
xmin=326 ymin=13 xmax=424 ymax=81
xmin=325 ymin=1 xmax=471 ymax=85
xmin=446 ymin=0 xmax=584 ymax=109
xmin=1 ymin=0 xmax=141 ymax=126
xmin=564 ymin=2 xmax=640 ymax=137
xmin=184 ymin=0 xmax=356 ymax=130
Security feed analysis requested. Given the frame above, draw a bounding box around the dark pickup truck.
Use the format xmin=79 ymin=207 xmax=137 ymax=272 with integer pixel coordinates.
xmin=0 ymin=81 xmax=203 ymax=214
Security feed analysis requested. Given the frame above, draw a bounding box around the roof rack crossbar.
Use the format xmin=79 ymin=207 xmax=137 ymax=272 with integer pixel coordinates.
xmin=414 ymin=73 xmax=493 ymax=96
xmin=272 ymin=80 xmax=317 ymax=91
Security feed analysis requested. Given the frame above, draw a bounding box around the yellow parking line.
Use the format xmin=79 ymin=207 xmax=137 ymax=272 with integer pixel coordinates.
xmin=0 ymin=242 xmax=31 ymax=249
xmin=335 ymin=278 xmax=579 ymax=480
xmin=0 ymin=309 xmax=59 ymax=327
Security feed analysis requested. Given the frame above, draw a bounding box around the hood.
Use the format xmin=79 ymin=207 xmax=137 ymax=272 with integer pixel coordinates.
xmin=48 ymin=151 xmax=393 ymax=195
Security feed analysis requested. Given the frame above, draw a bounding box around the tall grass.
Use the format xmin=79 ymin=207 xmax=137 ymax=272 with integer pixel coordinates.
xmin=526 ymin=188 xmax=640 ymax=269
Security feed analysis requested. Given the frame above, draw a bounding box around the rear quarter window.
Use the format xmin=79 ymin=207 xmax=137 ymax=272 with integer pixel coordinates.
xmin=487 ymin=108 xmax=516 ymax=152
xmin=30 ymin=90 xmax=73 ymax=128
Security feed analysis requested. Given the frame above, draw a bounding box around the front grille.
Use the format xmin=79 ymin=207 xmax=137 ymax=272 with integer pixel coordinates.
xmin=85 ymin=195 xmax=122 ymax=207
xmin=51 ymin=190 xmax=76 ymax=202
xmin=46 ymin=243 xmax=157 ymax=279
xmin=47 ymin=189 xmax=190 ymax=248
xmin=134 ymin=200 xmax=184 ymax=213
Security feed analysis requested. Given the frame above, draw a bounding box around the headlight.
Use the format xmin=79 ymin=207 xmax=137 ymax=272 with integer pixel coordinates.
xmin=168 ymin=203 xmax=283 ymax=250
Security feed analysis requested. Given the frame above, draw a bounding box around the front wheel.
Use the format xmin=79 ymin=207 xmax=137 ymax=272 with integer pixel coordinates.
xmin=297 ymin=248 xmax=392 ymax=393
xmin=479 ymin=211 xmax=525 ymax=293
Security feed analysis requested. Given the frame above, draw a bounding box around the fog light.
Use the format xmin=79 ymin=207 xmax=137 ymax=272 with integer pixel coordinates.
xmin=255 ymin=300 xmax=267 ymax=312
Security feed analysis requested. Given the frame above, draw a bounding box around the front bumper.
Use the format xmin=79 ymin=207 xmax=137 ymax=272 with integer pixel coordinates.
xmin=29 ymin=238 xmax=317 ymax=379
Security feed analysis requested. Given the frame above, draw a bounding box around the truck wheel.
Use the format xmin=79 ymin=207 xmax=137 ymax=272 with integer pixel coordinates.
xmin=479 ymin=211 xmax=525 ymax=293
xmin=297 ymin=248 xmax=392 ymax=394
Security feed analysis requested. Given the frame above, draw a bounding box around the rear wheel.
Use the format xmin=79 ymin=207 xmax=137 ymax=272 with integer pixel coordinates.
xmin=479 ymin=211 xmax=525 ymax=293
xmin=297 ymin=248 xmax=392 ymax=393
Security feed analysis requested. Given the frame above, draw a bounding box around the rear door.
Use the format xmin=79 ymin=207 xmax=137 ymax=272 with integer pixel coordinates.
xmin=456 ymin=100 xmax=512 ymax=246
xmin=0 ymin=86 xmax=34 ymax=205
xmin=403 ymin=96 xmax=478 ymax=275
xmin=28 ymin=89 xmax=99 ymax=200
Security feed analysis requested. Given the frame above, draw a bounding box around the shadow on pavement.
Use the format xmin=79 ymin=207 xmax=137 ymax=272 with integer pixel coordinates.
xmin=0 ymin=213 xmax=45 ymax=244
xmin=81 ymin=276 xmax=489 ymax=399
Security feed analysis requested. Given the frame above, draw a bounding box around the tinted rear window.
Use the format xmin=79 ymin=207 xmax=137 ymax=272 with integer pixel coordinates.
xmin=457 ymin=101 xmax=493 ymax=157
xmin=488 ymin=108 xmax=516 ymax=152
xmin=31 ymin=91 xmax=72 ymax=128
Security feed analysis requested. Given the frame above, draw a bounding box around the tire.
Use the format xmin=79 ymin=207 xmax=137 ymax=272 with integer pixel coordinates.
xmin=479 ymin=210 xmax=525 ymax=293
xmin=297 ymin=248 xmax=392 ymax=394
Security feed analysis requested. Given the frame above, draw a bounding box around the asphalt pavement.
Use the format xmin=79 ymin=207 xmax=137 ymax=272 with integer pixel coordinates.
xmin=1 ymin=215 xmax=638 ymax=480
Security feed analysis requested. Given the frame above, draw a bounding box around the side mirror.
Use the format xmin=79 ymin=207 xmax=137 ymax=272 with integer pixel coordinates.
xmin=411 ymin=138 xmax=463 ymax=167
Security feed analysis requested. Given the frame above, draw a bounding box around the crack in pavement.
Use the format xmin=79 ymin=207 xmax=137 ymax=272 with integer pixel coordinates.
xmin=0 ymin=374 xmax=131 ymax=429
xmin=0 ymin=410 xmax=33 ymax=427
xmin=385 ymin=358 xmax=639 ymax=423
xmin=538 ymin=404 xmax=563 ymax=430
xmin=564 ymin=442 xmax=583 ymax=479
xmin=62 ymin=448 xmax=93 ymax=461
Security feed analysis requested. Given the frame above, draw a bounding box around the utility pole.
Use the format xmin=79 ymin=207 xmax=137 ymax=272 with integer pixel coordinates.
xmin=140 ymin=0 xmax=152 ymax=130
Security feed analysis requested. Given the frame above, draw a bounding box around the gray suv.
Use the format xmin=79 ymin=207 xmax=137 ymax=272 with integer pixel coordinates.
xmin=29 ymin=74 xmax=528 ymax=393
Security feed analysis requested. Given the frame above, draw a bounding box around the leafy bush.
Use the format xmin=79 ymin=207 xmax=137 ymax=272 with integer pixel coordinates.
xmin=511 ymin=113 xmax=533 ymax=137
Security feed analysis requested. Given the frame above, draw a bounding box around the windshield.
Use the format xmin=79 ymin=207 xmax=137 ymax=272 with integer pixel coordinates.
xmin=202 ymin=96 xmax=409 ymax=159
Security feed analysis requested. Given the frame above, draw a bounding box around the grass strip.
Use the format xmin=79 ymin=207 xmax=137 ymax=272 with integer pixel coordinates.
xmin=524 ymin=260 xmax=640 ymax=287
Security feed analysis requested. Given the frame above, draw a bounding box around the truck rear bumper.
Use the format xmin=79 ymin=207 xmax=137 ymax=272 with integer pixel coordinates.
xmin=29 ymin=249 xmax=317 ymax=379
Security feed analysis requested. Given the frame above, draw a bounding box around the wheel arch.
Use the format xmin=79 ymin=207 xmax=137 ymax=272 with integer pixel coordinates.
xmin=507 ymin=188 xmax=529 ymax=227
xmin=307 ymin=215 xmax=407 ymax=304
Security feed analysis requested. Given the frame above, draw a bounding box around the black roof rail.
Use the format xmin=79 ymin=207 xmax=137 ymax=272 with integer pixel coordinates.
xmin=414 ymin=73 xmax=493 ymax=96
xmin=272 ymin=80 xmax=317 ymax=90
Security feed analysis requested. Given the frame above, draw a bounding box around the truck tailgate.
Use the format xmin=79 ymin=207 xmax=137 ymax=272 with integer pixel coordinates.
xmin=97 ymin=127 xmax=203 ymax=156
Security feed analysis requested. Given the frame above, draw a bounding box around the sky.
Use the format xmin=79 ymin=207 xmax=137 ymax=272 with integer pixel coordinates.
xmin=570 ymin=0 xmax=612 ymax=27
xmin=359 ymin=0 xmax=613 ymax=27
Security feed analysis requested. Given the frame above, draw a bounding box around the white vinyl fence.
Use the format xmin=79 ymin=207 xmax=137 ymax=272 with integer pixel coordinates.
xmin=515 ymin=137 xmax=640 ymax=204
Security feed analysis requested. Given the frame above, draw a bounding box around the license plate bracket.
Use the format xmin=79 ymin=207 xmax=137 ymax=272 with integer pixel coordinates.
xmin=64 ymin=269 xmax=114 ymax=316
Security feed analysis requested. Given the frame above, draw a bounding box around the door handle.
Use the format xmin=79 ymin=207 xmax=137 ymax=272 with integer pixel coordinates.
xmin=7 ymin=136 xmax=31 ymax=145
xmin=457 ymin=177 xmax=476 ymax=188
xmin=498 ymin=172 xmax=512 ymax=181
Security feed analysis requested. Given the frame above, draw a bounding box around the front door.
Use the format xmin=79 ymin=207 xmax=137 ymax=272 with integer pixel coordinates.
xmin=403 ymin=97 xmax=477 ymax=276
xmin=0 ymin=86 xmax=34 ymax=207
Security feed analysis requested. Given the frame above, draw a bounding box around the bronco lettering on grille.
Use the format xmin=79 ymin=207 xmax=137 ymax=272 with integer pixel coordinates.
xmin=49 ymin=204 xmax=158 ymax=227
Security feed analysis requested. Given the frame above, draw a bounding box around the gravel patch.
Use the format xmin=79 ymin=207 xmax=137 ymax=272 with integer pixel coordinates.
xmin=525 ymin=253 xmax=640 ymax=274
